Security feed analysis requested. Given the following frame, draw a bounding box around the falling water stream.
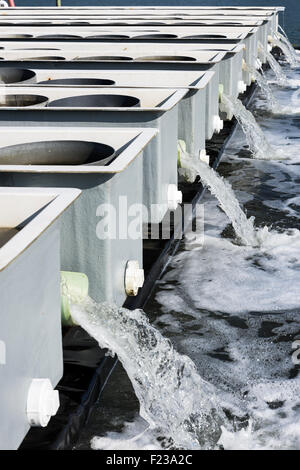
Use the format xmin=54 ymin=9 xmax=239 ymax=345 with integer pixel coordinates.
xmin=245 ymin=65 xmax=300 ymax=115
xmin=180 ymin=157 xmax=269 ymax=247
xmin=265 ymin=50 xmax=288 ymax=86
xmin=274 ymin=32 xmax=299 ymax=69
xmin=277 ymin=26 xmax=300 ymax=67
xmin=244 ymin=63 xmax=278 ymax=111
xmin=246 ymin=50 xmax=300 ymax=115
xmin=221 ymin=94 xmax=284 ymax=161
xmin=69 ymin=298 xmax=229 ymax=450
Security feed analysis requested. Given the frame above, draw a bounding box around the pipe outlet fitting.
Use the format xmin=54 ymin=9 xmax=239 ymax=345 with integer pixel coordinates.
xmin=61 ymin=271 xmax=89 ymax=326
xmin=199 ymin=149 xmax=210 ymax=165
xmin=213 ymin=115 xmax=224 ymax=134
xmin=27 ymin=379 xmax=60 ymax=428
xmin=218 ymin=83 xmax=224 ymax=102
xmin=238 ymin=80 xmax=247 ymax=94
xmin=167 ymin=184 xmax=182 ymax=211
xmin=125 ymin=260 xmax=144 ymax=296
xmin=268 ymin=35 xmax=274 ymax=44
xmin=177 ymin=139 xmax=186 ymax=168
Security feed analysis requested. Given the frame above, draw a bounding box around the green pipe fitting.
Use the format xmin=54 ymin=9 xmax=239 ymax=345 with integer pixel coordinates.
xmin=219 ymin=84 xmax=224 ymax=103
xmin=61 ymin=271 xmax=89 ymax=326
xmin=177 ymin=139 xmax=187 ymax=168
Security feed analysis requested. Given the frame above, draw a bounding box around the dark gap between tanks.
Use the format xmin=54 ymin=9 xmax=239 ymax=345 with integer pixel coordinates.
xmin=20 ymin=78 xmax=259 ymax=451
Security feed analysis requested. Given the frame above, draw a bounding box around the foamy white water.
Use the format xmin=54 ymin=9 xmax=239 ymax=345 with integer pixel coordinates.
xmin=91 ymin=417 xmax=160 ymax=450
xmin=219 ymin=379 xmax=300 ymax=450
xmin=154 ymin=78 xmax=300 ymax=445
xmin=157 ymin=197 xmax=300 ymax=315
xmin=154 ymin=190 xmax=300 ymax=450
xmin=249 ymin=65 xmax=300 ymax=115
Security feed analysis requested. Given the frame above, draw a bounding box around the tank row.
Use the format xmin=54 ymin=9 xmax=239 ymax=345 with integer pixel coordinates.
xmin=0 ymin=6 xmax=284 ymax=450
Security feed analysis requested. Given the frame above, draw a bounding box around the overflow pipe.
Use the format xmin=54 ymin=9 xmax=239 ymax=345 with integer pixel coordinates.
xmin=61 ymin=271 xmax=89 ymax=326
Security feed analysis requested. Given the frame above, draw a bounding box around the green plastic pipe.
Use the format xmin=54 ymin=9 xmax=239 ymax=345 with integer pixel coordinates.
xmin=219 ymin=84 xmax=224 ymax=103
xmin=61 ymin=271 xmax=89 ymax=326
xmin=177 ymin=139 xmax=186 ymax=168
xmin=56 ymin=0 xmax=62 ymax=7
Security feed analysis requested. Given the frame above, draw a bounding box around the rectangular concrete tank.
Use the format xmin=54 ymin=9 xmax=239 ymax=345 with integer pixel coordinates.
xmin=0 ymin=127 xmax=158 ymax=306
xmin=1 ymin=68 xmax=216 ymax=164
xmin=0 ymin=47 xmax=235 ymax=127
xmin=0 ymin=51 xmax=222 ymax=139
xmin=0 ymin=86 xmax=187 ymax=224
xmin=0 ymin=186 xmax=80 ymax=450
xmin=2 ymin=37 xmax=252 ymax=88
xmin=2 ymin=27 xmax=256 ymax=81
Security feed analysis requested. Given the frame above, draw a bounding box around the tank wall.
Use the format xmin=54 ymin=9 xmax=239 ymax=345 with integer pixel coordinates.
xmin=0 ymin=222 xmax=62 ymax=450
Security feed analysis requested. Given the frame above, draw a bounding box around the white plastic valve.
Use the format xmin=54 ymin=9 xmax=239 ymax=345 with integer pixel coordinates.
xmin=199 ymin=149 xmax=210 ymax=165
xmin=125 ymin=260 xmax=144 ymax=296
xmin=238 ymin=80 xmax=247 ymax=94
xmin=167 ymin=184 xmax=182 ymax=211
xmin=27 ymin=379 xmax=60 ymax=428
xmin=212 ymin=115 xmax=223 ymax=134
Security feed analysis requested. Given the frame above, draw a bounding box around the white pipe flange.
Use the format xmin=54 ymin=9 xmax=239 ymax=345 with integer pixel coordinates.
xmin=199 ymin=149 xmax=210 ymax=165
xmin=167 ymin=184 xmax=182 ymax=211
xmin=27 ymin=379 xmax=60 ymax=428
xmin=125 ymin=260 xmax=144 ymax=296
xmin=212 ymin=115 xmax=223 ymax=134
xmin=237 ymin=80 xmax=247 ymax=94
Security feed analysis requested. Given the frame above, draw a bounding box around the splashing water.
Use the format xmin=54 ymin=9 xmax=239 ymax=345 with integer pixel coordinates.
xmin=154 ymin=183 xmax=300 ymax=450
xmin=273 ymin=31 xmax=299 ymax=68
xmin=273 ymin=38 xmax=297 ymax=68
xmin=278 ymin=26 xmax=300 ymax=63
xmin=221 ymin=94 xmax=285 ymax=161
xmin=257 ymin=40 xmax=287 ymax=87
xmin=247 ymin=65 xmax=299 ymax=115
xmin=256 ymin=68 xmax=300 ymax=115
xmin=265 ymin=50 xmax=288 ymax=86
xmin=180 ymin=155 xmax=269 ymax=247
xmin=69 ymin=297 xmax=229 ymax=449
xmin=244 ymin=62 xmax=300 ymax=115
xmin=244 ymin=63 xmax=278 ymax=111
